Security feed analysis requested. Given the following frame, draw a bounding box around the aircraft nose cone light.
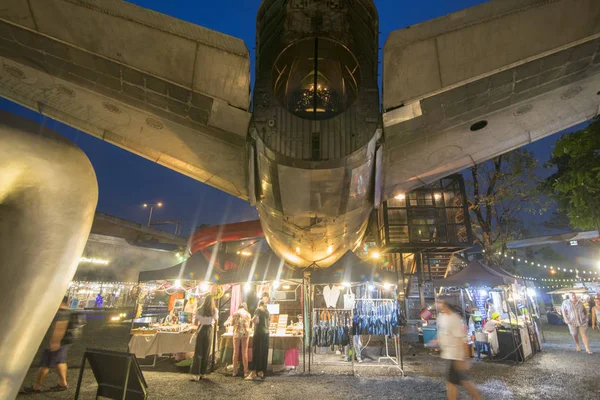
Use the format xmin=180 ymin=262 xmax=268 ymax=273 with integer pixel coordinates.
xmin=273 ymin=38 xmax=360 ymax=121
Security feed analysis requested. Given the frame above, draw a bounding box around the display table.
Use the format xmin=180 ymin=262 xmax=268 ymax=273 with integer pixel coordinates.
xmin=220 ymin=333 xmax=302 ymax=371
xmin=129 ymin=332 xmax=196 ymax=359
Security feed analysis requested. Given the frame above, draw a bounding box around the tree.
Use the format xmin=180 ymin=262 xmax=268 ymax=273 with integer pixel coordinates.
xmin=467 ymin=149 xmax=547 ymax=267
xmin=544 ymin=117 xmax=600 ymax=231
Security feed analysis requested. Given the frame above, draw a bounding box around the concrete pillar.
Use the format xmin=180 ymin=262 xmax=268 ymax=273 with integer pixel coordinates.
xmin=0 ymin=111 xmax=98 ymax=399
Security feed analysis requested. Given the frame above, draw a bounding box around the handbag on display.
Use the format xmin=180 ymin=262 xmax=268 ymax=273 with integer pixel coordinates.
xmin=343 ymin=287 xmax=355 ymax=310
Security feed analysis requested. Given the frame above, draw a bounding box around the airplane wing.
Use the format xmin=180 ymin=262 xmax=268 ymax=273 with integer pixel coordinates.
xmin=381 ymin=0 xmax=600 ymax=200
xmin=0 ymin=0 xmax=251 ymax=199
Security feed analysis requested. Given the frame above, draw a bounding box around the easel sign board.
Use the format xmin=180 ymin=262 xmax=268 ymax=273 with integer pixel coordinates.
xmin=75 ymin=349 xmax=148 ymax=400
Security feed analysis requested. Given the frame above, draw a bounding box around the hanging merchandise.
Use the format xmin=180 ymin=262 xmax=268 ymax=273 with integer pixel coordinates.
xmin=230 ymin=284 xmax=242 ymax=316
xmin=352 ymin=299 xmax=400 ymax=336
xmin=312 ymin=309 xmax=353 ymax=349
xmin=323 ymin=285 xmax=341 ymax=308
xmin=343 ymin=287 xmax=355 ymax=310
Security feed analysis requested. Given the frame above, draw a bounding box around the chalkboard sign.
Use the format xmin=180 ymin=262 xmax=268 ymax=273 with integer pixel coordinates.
xmin=74 ymin=349 xmax=148 ymax=400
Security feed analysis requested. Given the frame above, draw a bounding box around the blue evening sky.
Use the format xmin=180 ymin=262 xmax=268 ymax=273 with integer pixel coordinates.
xmin=0 ymin=0 xmax=577 ymax=238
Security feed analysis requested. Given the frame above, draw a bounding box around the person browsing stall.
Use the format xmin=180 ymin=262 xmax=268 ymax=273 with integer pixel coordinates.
xmin=190 ymin=294 xmax=218 ymax=381
xmin=246 ymin=293 xmax=271 ymax=380
xmin=483 ymin=312 xmax=502 ymax=355
xmin=230 ymin=302 xmax=251 ymax=377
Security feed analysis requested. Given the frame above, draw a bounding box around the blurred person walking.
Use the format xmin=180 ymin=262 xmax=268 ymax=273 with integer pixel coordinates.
xmin=430 ymin=296 xmax=481 ymax=400
xmin=21 ymin=297 xmax=76 ymax=393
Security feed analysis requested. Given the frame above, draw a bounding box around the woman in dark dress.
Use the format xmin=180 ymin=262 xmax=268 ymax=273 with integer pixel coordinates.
xmin=190 ymin=294 xmax=218 ymax=381
xmin=246 ymin=299 xmax=270 ymax=380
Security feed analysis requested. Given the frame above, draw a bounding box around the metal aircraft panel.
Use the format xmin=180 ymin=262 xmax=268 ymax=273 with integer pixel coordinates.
xmin=0 ymin=0 xmax=251 ymax=199
xmin=381 ymin=0 xmax=600 ymax=200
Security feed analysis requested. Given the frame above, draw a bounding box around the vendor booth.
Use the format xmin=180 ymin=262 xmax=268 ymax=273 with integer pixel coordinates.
xmin=308 ymin=251 xmax=405 ymax=376
xmin=130 ymin=252 xmax=219 ymax=366
xmin=217 ymin=253 xmax=305 ymax=372
xmin=66 ymin=281 xmax=137 ymax=309
xmin=434 ymin=259 xmax=542 ymax=363
xmin=132 ymin=251 xmax=306 ymax=371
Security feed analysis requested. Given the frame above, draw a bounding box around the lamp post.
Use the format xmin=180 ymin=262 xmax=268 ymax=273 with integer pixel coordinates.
xmin=142 ymin=202 xmax=163 ymax=226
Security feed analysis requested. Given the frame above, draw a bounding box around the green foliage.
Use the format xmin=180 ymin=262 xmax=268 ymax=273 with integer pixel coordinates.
xmin=467 ymin=149 xmax=548 ymax=266
xmin=544 ymin=117 xmax=600 ymax=230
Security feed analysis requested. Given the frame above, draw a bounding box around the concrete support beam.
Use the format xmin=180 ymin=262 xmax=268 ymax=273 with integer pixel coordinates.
xmin=384 ymin=0 xmax=600 ymax=109
xmin=0 ymin=0 xmax=252 ymax=199
xmin=0 ymin=111 xmax=98 ymax=399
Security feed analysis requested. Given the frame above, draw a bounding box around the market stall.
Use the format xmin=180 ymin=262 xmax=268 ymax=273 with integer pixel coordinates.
xmin=434 ymin=259 xmax=542 ymax=363
xmin=308 ymin=251 xmax=405 ymax=376
xmin=66 ymin=281 xmax=137 ymax=309
xmin=131 ymin=252 xmax=224 ymax=365
xmin=218 ymin=253 xmax=305 ymax=372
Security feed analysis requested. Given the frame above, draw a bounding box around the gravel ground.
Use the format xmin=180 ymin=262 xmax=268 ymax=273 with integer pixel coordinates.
xmin=16 ymin=318 xmax=600 ymax=400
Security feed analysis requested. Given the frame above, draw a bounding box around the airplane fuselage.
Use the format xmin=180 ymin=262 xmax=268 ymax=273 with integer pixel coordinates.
xmin=250 ymin=0 xmax=380 ymax=267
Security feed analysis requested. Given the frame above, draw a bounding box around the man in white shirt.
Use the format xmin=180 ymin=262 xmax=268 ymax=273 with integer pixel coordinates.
xmin=430 ymin=296 xmax=481 ymax=400
xmin=561 ymin=292 xmax=592 ymax=354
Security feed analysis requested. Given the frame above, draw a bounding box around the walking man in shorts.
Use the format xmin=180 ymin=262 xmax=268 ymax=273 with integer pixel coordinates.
xmin=21 ymin=296 xmax=73 ymax=393
xmin=430 ymin=296 xmax=481 ymax=400
xmin=562 ymin=291 xmax=593 ymax=354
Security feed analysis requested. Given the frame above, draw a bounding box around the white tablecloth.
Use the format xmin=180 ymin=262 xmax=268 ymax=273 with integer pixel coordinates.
xmin=129 ymin=332 xmax=196 ymax=358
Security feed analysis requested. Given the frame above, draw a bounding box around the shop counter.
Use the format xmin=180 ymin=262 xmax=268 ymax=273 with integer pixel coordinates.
xmin=219 ymin=333 xmax=303 ymax=371
xmin=129 ymin=331 xmax=196 ymax=359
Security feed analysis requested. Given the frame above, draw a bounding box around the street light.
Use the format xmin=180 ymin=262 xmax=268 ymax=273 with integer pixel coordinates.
xmin=142 ymin=202 xmax=163 ymax=226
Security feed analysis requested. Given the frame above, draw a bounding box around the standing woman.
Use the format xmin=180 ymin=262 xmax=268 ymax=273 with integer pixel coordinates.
xmin=190 ymin=294 xmax=218 ymax=381
xmin=592 ymin=295 xmax=600 ymax=332
xmin=231 ymin=302 xmax=251 ymax=377
xmin=246 ymin=297 xmax=270 ymax=380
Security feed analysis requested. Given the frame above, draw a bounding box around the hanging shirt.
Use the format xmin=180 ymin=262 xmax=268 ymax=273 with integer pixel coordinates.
xmin=323 ymin=285 xmax=341 ymax=308
xmin=437 ymin=311 xmax=466 ymax=361
xmin=343 ymin=289 xmax=355 ymax=310
xmin=561 ymin=299 xmax=587 ymax=327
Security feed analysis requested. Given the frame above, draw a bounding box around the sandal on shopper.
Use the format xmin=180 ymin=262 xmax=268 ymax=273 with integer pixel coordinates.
xmin=20 ymin=387 xmax=42 ymax=394
xmin=49 ymin=385 xmax=68 ymax=392
xmin=245 ymin=372 xmax=257 ymax=381
xmin=587 ymin=350 xmax=594 ymax=355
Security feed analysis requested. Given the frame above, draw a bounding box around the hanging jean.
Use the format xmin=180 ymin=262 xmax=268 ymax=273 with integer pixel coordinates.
xmin=252 ymin=332 xmax=270 ymax=374
xmin=190 ymin=325 xmax=212 ymax=375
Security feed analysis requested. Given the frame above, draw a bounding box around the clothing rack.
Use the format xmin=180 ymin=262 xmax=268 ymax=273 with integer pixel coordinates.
xmin=354 ymin=299 xmax=395 ymax=301
xmin=353 ymin=298 xmax=404 ymax=376
xmin=309 ymin=307 xmax=355 ymax=370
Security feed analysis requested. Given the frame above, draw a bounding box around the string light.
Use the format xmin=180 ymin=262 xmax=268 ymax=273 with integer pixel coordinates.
xmin=495 ymin=253 xmax=599 ymax=275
